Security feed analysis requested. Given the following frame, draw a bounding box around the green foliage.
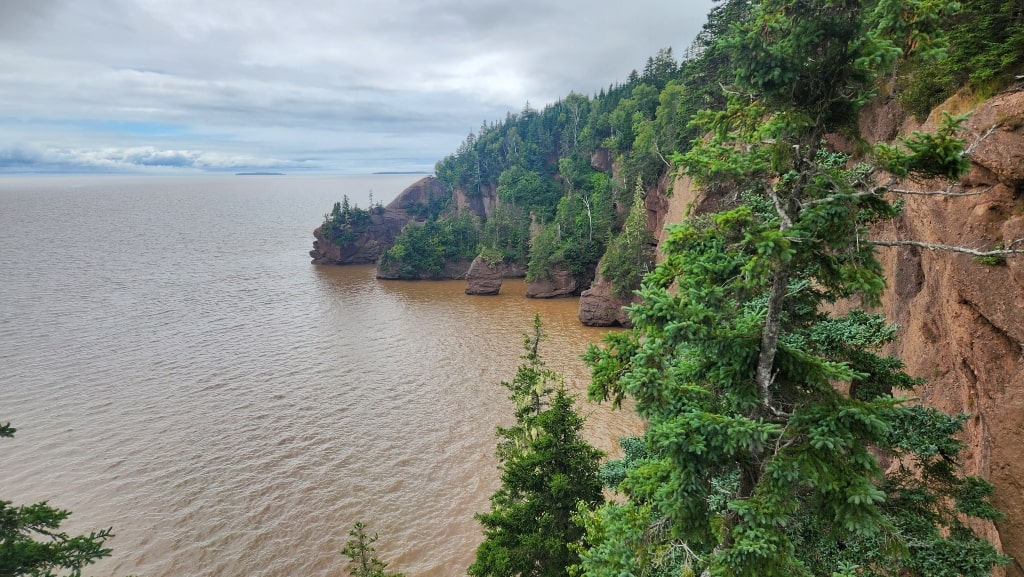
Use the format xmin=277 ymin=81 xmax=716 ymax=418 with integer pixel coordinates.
xmin=874 ymin=113 xmax=972 ymax=180
xmin=578 ymin=2 xmax=1007 ymax=577
xmin=481 ymin=203 xmax=531 ymax=265
xmin=322 ymin=195 xmax=374 ymax=246
xmin=1 ymin=425 xmax=115 ymax=577
xmin=600 ymin=180 xmax=655 ymax=298
xmin=340 ymin=522 xmax=404 ymax=577
xmin=975 ymin=242 xmax=1008 ymax=266
xmin=527 ymin=165 xmax=617 ymax=283
xmin=596 ymin=436 xmax=649 ymax=492
xmin=469 ymin=316 xmax=605 ymax=577
xmin=379 ymin=212 xmax=480 ymax=278
xmin=899 ymin=0 xmax=1024 ymax=118
xmin=404 ymin=193 xmax=450 ymax=221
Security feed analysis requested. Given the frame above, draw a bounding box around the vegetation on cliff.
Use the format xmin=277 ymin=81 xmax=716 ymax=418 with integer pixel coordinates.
xmin=341 ymin=0 xmax=1024 ymax=293
xmin=378 ymin=212 xmax=480 ymax=279
xmin=321 ymin=195 xmax=381 ymax=247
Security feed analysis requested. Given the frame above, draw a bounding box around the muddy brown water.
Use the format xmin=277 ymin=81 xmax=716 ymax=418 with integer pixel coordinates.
xmin=0 ymin=174 xmax=640 ymax=576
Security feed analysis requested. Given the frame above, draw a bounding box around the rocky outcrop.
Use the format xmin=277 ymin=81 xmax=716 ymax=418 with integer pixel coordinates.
xmin=578 ymin=266 xmax=634 ymax=326
xmin=465 ymin=256 xmax=505 ymax=295
xmin=309 ymin=210 xmax=410 ymax=265
xmin=578 ymin=171 xmax=698 ymax=326
xmin=309 ymin=176 xmax=449 ymax=265
xmin=386 ymin=175 xmax=450 ymax=211
xmin=525 ymin=267 xmax=581 ymax=298
xmin=454 ymin=183 xmax=497 ymax=219
xmin=463 ymin=256 xmax=528 ymax=295
xmin=591 ymin=148 xmax=613 ymax=172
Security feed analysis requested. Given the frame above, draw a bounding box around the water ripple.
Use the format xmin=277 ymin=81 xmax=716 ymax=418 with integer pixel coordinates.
xmin=0 ymin=175 xmax=641 ymax=577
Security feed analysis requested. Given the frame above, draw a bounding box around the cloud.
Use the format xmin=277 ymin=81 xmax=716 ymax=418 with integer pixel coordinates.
xmin=0 ymin=143 xmax=314 ymax=173
xmin=0 ymin=0 xmax=717 ymax=173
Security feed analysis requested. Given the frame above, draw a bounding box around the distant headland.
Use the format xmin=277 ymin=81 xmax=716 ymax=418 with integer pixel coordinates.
xmin=235 ymin=172 xmax=286 ymax=176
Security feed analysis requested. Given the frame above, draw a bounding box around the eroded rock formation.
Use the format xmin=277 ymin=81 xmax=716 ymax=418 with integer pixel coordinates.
xmin=866 ymin=88 xmax=1024 ymax=575
xmin=465 ymin=256 xmax=505 ymax=295
xmin=525 ymin=267 xmax=581 ymax=298
xmin=464 ymin=256 xmax=528 ymax=295
xmin=309 ymin=176 xmax=448 ymax=265
xmin=577 ymin=267 xmax=634 ymax=326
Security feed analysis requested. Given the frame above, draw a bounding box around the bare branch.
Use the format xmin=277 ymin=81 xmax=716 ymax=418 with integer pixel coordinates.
xmin=887 ymin=184 xmax=995 ymax=197
xmin=768 ymin=187 xmax=794 ymax=229
xmin=965 ymin=123 xmax=1001 ymax=157
xmin=801 ymin=183 xmax=996 ymax=208
xmin=801 ymin=190 xmax=881 ymax=207
xmin=869 ymin=238 xmax=1024 ymax=257
xmin=653 ymin=143 xmax=673 ymax=169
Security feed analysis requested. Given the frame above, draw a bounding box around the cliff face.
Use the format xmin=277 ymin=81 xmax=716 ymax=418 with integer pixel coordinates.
xmin=577 ymin=164 xmax=734 ymax=325
xmin=309 ymin=176 xmax=449 ymax=265
xmin=866 ymin=88 xmax=1024 ymax=575
xmin=309 ymin=211 xmax=409 ymax=265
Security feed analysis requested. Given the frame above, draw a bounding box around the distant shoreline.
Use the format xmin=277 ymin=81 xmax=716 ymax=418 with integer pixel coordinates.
xmin=235 ymin=172 xmax=286 ymax=176
xmin=372 ymin=171 xmax=431 ymax=175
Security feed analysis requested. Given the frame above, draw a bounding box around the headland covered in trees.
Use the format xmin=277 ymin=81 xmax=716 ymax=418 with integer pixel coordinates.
xmin=309 ymin=0 xmax=1024 ymax=575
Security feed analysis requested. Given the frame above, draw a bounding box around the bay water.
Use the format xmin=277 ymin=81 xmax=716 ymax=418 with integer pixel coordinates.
xmin=0 ymin=174 xmax=639 ymax=576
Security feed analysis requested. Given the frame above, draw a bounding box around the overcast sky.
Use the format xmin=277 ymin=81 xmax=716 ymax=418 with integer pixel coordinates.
xmin=0 ymin=0 xmax=717 ymax=174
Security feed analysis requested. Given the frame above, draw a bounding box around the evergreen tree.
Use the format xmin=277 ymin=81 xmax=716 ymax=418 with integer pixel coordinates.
xmin=600 ymin=179 xmax=655 ymax=299
xmin=340 ymin=522 xmax=404 ymax=577
xmin=578 ymin=2 xmax=1010 ymax=576
xmin=469 ymin=316 xmax=605 ymax=577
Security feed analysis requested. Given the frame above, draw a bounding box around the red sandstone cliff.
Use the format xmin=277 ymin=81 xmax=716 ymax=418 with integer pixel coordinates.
xmin=866 ymin=88 xmax=1024 ymax=576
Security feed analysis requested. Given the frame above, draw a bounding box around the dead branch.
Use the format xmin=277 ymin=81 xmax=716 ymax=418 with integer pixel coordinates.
xmin=886 ymin=184 xmax=995 ymax=197
xmin=869 ymin=238 xmax=1024 ymax=257
xmin=965 ymin=123 xmax=1001 ymax=157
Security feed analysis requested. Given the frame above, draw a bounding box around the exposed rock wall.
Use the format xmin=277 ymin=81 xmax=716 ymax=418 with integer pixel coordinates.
xmin=386 ymin=175 xmax=451 ymax=212
xmin=578 ymin=169 xmax=718 ymax=325
xmin=454 ymin=183 xmax=497 ymax=219
xmin=865 ymin=88 xmax=1024 ymax=575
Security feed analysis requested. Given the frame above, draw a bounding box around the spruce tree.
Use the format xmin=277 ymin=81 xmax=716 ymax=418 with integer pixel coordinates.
xmin=340 ymin=522 xmax=404 ymax=577
xmin=469 ymin=316 xmax=605 ymax=577
xmin=577 ymin=2 xmax=1011 ymax=576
